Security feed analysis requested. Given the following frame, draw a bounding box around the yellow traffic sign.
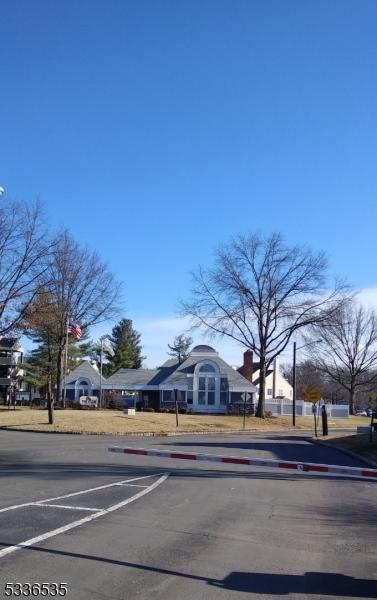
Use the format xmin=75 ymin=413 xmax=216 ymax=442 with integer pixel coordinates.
xmin=306 ymin=388 xmax=321 ymax=403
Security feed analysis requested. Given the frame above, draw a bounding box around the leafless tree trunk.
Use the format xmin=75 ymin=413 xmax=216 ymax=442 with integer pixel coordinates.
xmin=181 ymin=232 xmax=348 ymax=418
xmin=306 ymin=301 xmax=377 ymax=414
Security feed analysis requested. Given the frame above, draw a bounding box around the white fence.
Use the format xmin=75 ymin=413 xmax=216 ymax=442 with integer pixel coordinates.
xmin=264 ymin=399 xmax=349 ymax=418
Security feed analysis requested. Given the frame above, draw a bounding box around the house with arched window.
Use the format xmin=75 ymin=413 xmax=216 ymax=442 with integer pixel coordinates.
xmin=63 ymin=345 xmax=256 ymax=413
xmin=63 ymin=361 xmax=101 ymax=402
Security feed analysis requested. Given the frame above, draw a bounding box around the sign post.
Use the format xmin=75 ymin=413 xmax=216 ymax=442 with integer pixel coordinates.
xmin=306 ymin=388 xmax=322 ymax=438
xmin=173 ymin=389 xmax=179 ymax=427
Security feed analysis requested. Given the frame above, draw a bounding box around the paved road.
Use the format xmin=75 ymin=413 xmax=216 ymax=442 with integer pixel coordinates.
xmin=0 ymin=430 xmax=376 ymax=600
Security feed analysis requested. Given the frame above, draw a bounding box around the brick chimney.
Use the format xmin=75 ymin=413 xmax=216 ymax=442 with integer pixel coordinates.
xmin=243 ymin=350 xmax=253 ymax=383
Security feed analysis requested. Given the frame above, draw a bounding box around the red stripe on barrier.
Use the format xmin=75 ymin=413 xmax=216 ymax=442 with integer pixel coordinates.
xmin=170 ymin=453 xmax=197 ymax=460
xmin=361 ymin=470 xmax=377 ymax=478
xmin=308 ymin=465 xmax=329 ymax=473
xmin=109 ymin=446 xmax=377 ymax=480
xmin=222 ymin=457 xmax=250 ymax=465
xmin=125 ymin=449 xmax=148 ymax=456
xmin=278 ymin=462 xmax=299 ymax=470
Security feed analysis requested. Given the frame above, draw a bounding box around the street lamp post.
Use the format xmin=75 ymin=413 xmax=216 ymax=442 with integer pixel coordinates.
xmin=292 ymin=342 xmax=297 ymax=426
xmin=99 ymin=335 xmax=112 ymax=408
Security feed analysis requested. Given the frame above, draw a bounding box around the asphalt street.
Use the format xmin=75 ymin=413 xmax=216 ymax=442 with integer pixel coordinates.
xmin=0 ymin=430 xmax=376 ymax=600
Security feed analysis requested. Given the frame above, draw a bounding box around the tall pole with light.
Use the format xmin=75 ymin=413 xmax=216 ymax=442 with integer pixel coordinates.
xmin=99 ymin=334 xmax=112 ymax=408
xmin=292 ymin=342 xmax=297 ymax=426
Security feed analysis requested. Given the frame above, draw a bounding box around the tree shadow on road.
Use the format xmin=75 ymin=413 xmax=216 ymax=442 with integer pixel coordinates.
xmin=0 ymin=460 xmax=371 ymax=485
xmin=159 ymin=439 xmax=364 ymax=467
xmin=0 ymin=542 xmax=374 ymax=598
xmin=212 ymin=571 xmax=377 ymax=597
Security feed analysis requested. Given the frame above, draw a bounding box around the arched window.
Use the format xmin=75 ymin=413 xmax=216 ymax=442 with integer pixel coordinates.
xmin=195 ymin=362 xmax=219 ymax=406
xmin=198 ymin=363 xmax=216 ymax=373
xmin=76 ymin=378 xmax=91 ymax=400
xmin=78 ymin=379 xmax=90 ymax=388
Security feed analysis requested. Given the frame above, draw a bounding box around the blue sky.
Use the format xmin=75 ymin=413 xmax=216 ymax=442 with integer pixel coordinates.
xmin=1 ymin=1 xmax=377 ymax=366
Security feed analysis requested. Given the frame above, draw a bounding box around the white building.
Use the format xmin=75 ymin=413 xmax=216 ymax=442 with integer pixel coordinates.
xmin=238 ymin=351 xmax=293 ymax=400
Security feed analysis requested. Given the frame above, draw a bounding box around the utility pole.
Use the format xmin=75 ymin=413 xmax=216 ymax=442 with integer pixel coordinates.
xmin=292 ymin=342 xmax=296 ymax=426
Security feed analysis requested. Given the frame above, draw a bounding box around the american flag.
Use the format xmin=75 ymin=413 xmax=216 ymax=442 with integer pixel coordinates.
xmin=68 ymin=322 xmax=82 ymax=339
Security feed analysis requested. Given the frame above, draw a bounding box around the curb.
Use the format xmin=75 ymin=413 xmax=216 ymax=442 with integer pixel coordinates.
xmin=0 ymin=426 xmax=306 ymax=437
xmin=0 ymin=426 xmax=357 ymax=438
xmin=309 ymin=438 xmax=377 ymax=469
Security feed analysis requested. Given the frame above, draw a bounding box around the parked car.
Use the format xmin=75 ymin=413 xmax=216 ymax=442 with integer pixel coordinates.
xmin=356 ymin=409 xmax=367 ymax=416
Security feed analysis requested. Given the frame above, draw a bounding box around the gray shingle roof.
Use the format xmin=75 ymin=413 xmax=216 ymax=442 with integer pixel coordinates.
xmin=64 ymin=361 xmax=102 ymax=386
xmin=191 ymin=344 xmax=217 ymax=353
xmin=162 ymin=355 xmax=255 ymax=389
xmin=64 ymin=351 xmax=256 ymax=392
xmin=106 ymin=368 xmax=160 ymax=386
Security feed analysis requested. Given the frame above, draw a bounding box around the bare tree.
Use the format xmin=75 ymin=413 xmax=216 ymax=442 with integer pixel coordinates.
xmin=281 ymin=359 xmax=346 ymax=403
xmin=0 ymin=199 xmax=51 ymax=334
xmin=306 ymin=300 xmax=377 ymax=414
xmin=26 ymin=230 xmax=122 ymax=411
xmin=181 ymin=232 xmax=348 ymax=417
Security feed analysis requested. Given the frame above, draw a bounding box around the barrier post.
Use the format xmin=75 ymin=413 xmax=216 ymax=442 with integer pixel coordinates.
xmin=321 ymin=404 xmax=328 ymax=436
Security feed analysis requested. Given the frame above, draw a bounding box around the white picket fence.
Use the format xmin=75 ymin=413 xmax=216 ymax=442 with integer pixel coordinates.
xmin=264 ymin=399 xmax=349 ymax=418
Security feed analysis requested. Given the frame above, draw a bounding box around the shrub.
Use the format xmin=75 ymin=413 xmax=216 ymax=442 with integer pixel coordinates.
xmin=144 ymin=407 xmax=155 ymax=412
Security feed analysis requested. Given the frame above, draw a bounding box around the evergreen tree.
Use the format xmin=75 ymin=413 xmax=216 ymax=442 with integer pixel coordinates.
xmin=103 ymin=319 xmax=145 ymax=375
xmin=22 ymin=331 xmax=92 ymax=402
xmin=21 ymin=290 xmax=93 ymax=422
xmin=167 ymin=334 xmax=192 ymax=363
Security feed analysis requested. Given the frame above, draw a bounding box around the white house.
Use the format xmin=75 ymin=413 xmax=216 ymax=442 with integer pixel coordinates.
xmin=238 ymin=351 xmax=293 ymax=400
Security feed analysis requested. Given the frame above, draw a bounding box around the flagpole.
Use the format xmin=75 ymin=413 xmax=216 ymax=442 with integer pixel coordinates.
xmin=62 ymin=318 xmax=69 ymax=408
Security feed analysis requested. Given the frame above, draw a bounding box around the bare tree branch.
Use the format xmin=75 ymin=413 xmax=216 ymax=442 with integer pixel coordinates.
xmin=0 ymin=199 xmax=52 ymax=335
xmin=306 ymin=300 xmax=377 ymax=413
xmin=24 ymin=230 xmax=123 ymax=405
xmin=181 ymin=232 xmax=350 ymax=418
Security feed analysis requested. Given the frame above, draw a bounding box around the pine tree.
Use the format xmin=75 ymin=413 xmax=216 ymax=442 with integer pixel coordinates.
xmin=103 ymin=319 xmax=145 ymax=376
xmin=167 ymin=334 xmax=192 ymax=363
xmin=22 ymin=332 xmax=92 ymax=401
xmin=21 ymin=291 xmax=93 ymax=422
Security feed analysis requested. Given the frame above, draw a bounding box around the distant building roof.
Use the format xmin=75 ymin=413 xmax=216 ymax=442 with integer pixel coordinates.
xmin=190 ymin=344 xmax=217 ymax=353
xmin=0 ymin=337 xmax=21 ymax=350
xmin=65 ymin=346 xmax=256 ymax=392
xmin=63 ymin=361 xmax=102 ymax=386
xmin=106 ymin=368 xmax=161 ymax=386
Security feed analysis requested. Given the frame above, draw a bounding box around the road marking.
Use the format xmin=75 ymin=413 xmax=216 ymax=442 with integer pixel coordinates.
xmin=31 ymin=503 xmax=100 ymax=512
xmin=0 ymin=473 xmax=165 ymax=514
xmin=117 ymin=483 xmax=149 ymax=488
xmin=0 ymin=472 xmax=169 ymax=560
